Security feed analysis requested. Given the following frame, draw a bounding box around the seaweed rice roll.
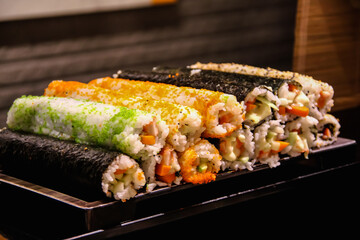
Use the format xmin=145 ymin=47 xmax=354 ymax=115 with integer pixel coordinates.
xmin=0 ymin=129 xmax=145 ymax=201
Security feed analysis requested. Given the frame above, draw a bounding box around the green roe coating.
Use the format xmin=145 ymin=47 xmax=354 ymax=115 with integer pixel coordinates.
xmin=6 ymin=96 xmax=152 ymax=159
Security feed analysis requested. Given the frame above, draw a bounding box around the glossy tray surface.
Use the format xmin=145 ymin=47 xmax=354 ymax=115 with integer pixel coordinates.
xmin=0 ymin=138 xmax=357 ymax=239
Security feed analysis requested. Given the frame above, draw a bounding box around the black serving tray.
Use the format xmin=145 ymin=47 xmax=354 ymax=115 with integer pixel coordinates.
xmin=0 ymin=138 xmax=357 ymax=239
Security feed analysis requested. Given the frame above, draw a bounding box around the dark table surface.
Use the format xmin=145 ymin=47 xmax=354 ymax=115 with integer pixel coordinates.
xmin=1 ymin=106 xmax=359 ymax=239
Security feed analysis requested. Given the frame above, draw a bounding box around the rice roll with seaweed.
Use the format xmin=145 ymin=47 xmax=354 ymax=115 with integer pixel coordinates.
xmin=44 ymin=80 xmax=204 ymax=152
xmin=189 ymin=62 xmax=328 ymax=120
xmin=254 ymin=120 xmax=288 ymax=168
xmin=266 ymin=68 xmax=333 ymax=120
xmin=146 ymin=67 xmax=280 ymax=127
xmin=154 ymin=144 xmax=181 ymax=185
xmin=186 ymin=64 xmax=310 ymax=123
xmin=0 ymin=129 xmax=145 ymax=201
xmin=282 ymin=116 xmax=319 ymax=158
xmin=313 ymin=114 xmax=340 ymax=148
xmin=178 ymin=139 xmax=222 ymax=184
xmin=89 ymin=77 xmax=244 ymax=138
xmin=6 ymin=96 xmax=168 ymax=161
xmin=127 ymin=143 xmax=180 ymax=191
xmin=219 ymin=127 xmax=255 ymax=171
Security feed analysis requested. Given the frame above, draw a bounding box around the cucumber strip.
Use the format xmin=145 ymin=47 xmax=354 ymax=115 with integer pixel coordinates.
xmin=197 ymin=162 xmax=208 ymax=173
xmin=238 ymin=156 xmax=249 ymax=164
xmin=288 ymin=131 xmax=298 ymax=146
xmin=256 ymin=96 xmax=279 ymax=111
xmin=266 ymin=131 xmax=277 ymax=142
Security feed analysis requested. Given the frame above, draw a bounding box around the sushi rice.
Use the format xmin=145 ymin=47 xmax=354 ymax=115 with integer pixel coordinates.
xmin=102 ymin=154 xmax=146 ymax=201
xmin=254 ymin=120 xmax=286 ymax=168
xmin=267 ymin=68 xmax=334 ymax=120
xmin=282 ymin=116 xmax=319 ymax=158
xmin=313 ymin=114 xmax=340 ymax=148
xmin=274 ymin=82 xmax=310 ymax=122
xmin=220 ymin=126 xmax=255 ymax=171
xmin=243 ymin=86 xmax=280 ymax=127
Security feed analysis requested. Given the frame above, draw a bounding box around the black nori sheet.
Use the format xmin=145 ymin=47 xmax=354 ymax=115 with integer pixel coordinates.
xmin=115 ymin=67 xmax=301 ymax=102
xmin=0 ymin=129 xmax=121 ymax=196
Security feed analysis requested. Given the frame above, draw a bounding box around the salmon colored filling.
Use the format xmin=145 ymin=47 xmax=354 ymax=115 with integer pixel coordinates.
xmin=155 ymin=145 xmax=177 ymax=184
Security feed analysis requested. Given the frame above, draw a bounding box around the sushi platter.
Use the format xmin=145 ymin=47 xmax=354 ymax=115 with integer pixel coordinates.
xmin=0 ymin=62 xmax=354 ymax=238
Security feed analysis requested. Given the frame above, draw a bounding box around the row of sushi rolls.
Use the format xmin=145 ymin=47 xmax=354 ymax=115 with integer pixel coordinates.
xmin=0 ymin=62 xmax=340 ymax=202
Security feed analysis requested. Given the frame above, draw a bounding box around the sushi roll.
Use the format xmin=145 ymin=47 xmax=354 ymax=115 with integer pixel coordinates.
xmin=189 ymin=62 xmax=328 ymax=121
xmin=254 ymin=120 xmax=288 ymax=168
xmin=44 ymin=80 xmax=204 ymax=152
xmin=6 ymin=95 xmax=169 ymax=161
xmin=89 ymin=77 xmax=244 ymax=138
xmin=144 ymin=139 xmax=223 ymax=188
xmin=282 ymin=116 xmax=319 ymax=158
xmin=154 ymin=144 xmax=181 ymax=185
xmin=133 ymin=143 xmax=181 ymax=191
xmin=185 ymin=64 xmax=310 ymax=124
xmin=178 ymin=139 xmax=222 ymax=184
xmin=313 ymin=114 xmax=340 ymax=148
xmin=148 ymin=67 xmax=280 ymax=127
xmin=266 ymin=68 xmax=334 ymax=120
xmin=219 ymin=127 xmax=255 ymax=171
xmin=0 ymin=129 xmax=145 ymax=201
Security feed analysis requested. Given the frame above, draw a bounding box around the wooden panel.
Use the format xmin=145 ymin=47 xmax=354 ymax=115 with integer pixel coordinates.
xmin=0 ymin=24 xmax=294 ymax=86
xmin=0 ymin=3 xmax=295 ymax=63
xmin=305 ymin=0 xmax=355 ymax=16
xmin=293 ymin=0 xmax=360 ymax=111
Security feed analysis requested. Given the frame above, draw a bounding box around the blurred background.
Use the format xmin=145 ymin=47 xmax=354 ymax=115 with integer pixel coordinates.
xmin=0 ymin=0 xmax=359 ymax=126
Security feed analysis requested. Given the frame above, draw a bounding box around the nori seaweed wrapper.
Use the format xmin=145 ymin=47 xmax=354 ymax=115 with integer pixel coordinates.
xmin=115 ymin=67 xmax=301 ymax=102
xmin=0 ymin=129 xmax=121 ymax=196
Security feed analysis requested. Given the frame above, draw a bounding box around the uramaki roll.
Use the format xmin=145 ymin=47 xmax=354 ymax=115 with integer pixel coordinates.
xmin=0 ymin=129 xmax=145 ymax=201
xmin=44 ymin=80 xmax=204 ymax=152
xmin=313 ymin=114 xmax=340 ymax=148
xmin=89 ymin=77 xmax=244 ymax=138
xmin=178 ymin=139 xmax=222 ymax=184
xmin=6 ymin=95 xmax=168 ymax=161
